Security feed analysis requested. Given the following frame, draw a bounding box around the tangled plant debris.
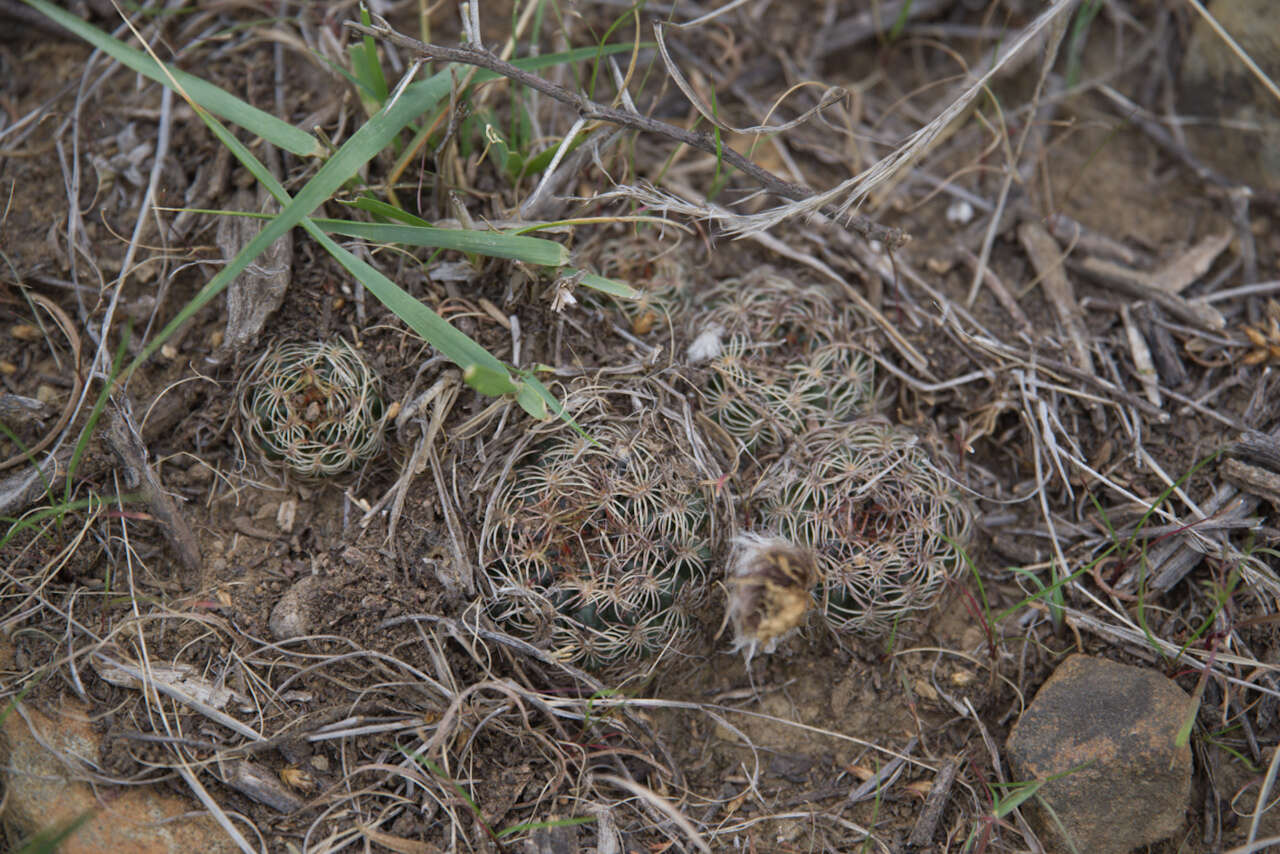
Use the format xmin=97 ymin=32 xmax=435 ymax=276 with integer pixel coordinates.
xmin=6 ymin=0 xmax=1275 ymax=851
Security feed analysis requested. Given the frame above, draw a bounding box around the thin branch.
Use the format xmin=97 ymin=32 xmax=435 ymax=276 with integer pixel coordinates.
xmin=344 ymin=19 xmax=909 ymax=248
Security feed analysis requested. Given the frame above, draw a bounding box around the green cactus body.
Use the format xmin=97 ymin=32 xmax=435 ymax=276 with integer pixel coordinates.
xmin=239 ymin=339 xmax=385 ymax=477
xmin=753 ymin=420 xmax=972 ymax=636
xmin=591 ymin=234 xmax=691 ymax=334
xmin=696 ymin=270 xmax=873 ymax=452
xmin=483 ymin=392 xmax=717 ymax=669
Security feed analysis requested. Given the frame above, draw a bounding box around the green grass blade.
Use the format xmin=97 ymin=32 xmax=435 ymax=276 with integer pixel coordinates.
xmin=314 ymin=233 xmax=519 ymax=379
xmin=463 ymin=363 xmax=521 ymax=395
xmin=318 ymin=219 xmax=568 ymax=265
xmin=183 ymin=205 xmax=570 ymax=266
xmin=497 ymin=815 xmax=596 ymax=839
xmin=125 ymin=72 xmax=458 ymax=376
xmin=992 ymin=780 xmax=1044 ymax=818
xmin=66 ymin=326 xmax=130 ymax=504
xmin=175 ymin=113 xmax=552 ymax=418
xmin=21 ymin=0 xmax=322 ymax=158
xmin=49 ymin=8 xmax=631 ymax=421
xmin=351 ymin=197 xmax=434 ymax=226
xmin=0 ymin=495 xmax=127 ymax=553
xmin=576 ymin=270 xmax=640 ymax=299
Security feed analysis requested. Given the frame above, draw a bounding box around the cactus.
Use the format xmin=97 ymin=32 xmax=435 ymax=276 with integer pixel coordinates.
xmin=238 ymin=339 xmax=385 ymax=477
xmin=592 ymin=234 xmax=692 ymax=337
xmin=692 ymin=269 xmax=873 ymax=452
xmin=751 ymin=420 xmax=971 ymax=636
xmin=482 ymin=383 xmax=718 ymax=669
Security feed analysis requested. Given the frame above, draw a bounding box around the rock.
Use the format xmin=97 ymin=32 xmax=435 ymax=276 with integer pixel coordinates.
xmin=1179 ymin=0 xmax=1280 ymax=191
xmin=269 ymin=573 xmax=326 ymax=640
xmin=0 ymin=699 xmax=237 ymax=854
xmin=1005 ymin=655 xmax=1193 ymax=854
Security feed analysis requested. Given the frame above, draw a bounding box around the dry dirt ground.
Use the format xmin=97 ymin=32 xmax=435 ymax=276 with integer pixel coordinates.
xmin=2 ymin=1 xmax=1280 ymax=852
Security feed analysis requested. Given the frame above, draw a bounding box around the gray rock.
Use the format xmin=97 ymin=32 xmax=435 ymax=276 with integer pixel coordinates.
xmin=1006 ymin=655 xmax=1193 ymax=854
xmin=1180 ymin=0 xmax=1280 ymax=191
xmin=269 ymin=574 xmax=326 ymax=640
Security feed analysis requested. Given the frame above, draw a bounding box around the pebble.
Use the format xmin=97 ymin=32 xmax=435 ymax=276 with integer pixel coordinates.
xmin=1005 ymin=654 xmax=1192 ymax=854
xmin=269 ymin=574 xmax=325 ymax=640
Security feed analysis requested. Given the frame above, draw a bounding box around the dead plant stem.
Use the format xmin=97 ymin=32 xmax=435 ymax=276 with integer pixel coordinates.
xmin=345 ymin=19 xmax=908 ymax=248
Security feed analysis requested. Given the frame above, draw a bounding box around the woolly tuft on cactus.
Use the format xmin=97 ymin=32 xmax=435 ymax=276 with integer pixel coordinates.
xmin=750 ymin=419 xmax=971 ymax=636
xmin=481 ymin=381 xmax=721 ymax=669
xmin=238 ymin=339 xmax=385 ymax=477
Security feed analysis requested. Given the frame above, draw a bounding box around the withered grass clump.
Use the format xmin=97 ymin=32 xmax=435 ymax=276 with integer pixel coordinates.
xmin=693 ymin=269 xmax=873 ymax=452
xmin=481 ymin=380 xmax=722 ymax=669
xmin=751 ymin=420 xmax=972 ymax=636
xmin=238 ymin=339 xmax=385 ymax=477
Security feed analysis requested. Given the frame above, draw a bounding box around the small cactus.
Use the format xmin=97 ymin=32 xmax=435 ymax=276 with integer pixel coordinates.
xmin=751 ymin=420 xmax=971 ymax=636
xmin=593 ymin=234 xmax=692 ymax=336
xmin=692 ymin=270 xmax=873 ymax=452
xmin=238 ymin=339 xmax=385 ymax=476
xmin=482 ymin=383 xmax=719 ymax=669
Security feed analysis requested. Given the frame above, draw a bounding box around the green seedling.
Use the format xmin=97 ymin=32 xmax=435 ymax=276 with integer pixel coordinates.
xmin=348 ymin=4 xmax=390 ymax=114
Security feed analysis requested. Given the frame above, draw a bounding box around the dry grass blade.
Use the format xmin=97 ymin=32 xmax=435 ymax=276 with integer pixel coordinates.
xmin=708 ymin=0 xmax=1084 ymax=237
xmin=591 ymin=773 xmax=710 ymax=854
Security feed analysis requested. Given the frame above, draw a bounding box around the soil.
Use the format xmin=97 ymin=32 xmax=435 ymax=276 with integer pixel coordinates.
xmin=2 ymin=2 xmax=1279 ymax=853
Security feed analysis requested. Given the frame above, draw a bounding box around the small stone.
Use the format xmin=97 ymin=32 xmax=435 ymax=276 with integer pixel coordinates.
xmin=1006 ymin=655 xmax=1193 ymax=854
xmin=10 ymin=323 xmax=40 ymax=341
xmin=269 ymin=574 xmax=326 ymax=640
xmin=276 ymin=499 xmax=297 ymax=533
xmin=0 ymin=360 xmax=16 ymax=375
xmin=36 ymin=384 xmax=58 ymax=405
xmin=945 ymin=199 xmax=974 ymax=225
xmin=160 ymin=343 xmax=177 ymax=360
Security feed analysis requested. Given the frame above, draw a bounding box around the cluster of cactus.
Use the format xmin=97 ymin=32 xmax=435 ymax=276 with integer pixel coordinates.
xmin=472 ymin=266 xmax=970 ymax=665
xmin=238 ymin=339 xmax=385 ymax=477
xmin=481 ymin=383 xmax=718 ymax=669
xmin=749 ymin=420 xmax=972 ymax=636
xmin=693 ymin=270 xmax=873 ymax=452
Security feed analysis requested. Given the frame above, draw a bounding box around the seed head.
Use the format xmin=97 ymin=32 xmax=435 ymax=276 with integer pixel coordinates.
xmin=726 ymin=533 xmax=819 ymax=662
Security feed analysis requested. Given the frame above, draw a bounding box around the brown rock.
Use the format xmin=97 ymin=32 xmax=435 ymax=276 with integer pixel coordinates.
xmin=0 ymin=699 xmax=237 ymax=854
xmin=1006 ymin=655 xmax=1193 ymax=854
